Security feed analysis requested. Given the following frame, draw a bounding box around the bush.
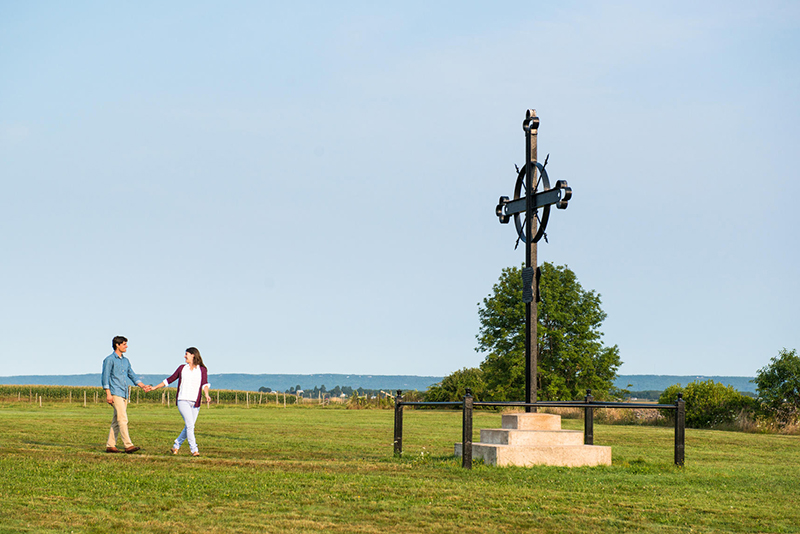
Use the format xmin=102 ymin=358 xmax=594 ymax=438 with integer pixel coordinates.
xmin=659 ymin=380 xmax=756 ymax=429
xmin=424 ymin=367 xmax=486 ymax=403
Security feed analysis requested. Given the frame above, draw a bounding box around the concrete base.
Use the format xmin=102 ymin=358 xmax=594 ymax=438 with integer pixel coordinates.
xmin=455 ymin=412 xmax=612 ymax=467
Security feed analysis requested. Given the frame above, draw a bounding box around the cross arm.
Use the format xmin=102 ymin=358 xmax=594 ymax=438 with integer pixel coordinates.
xmin=495 ymin=180 xmax=572 ymax=223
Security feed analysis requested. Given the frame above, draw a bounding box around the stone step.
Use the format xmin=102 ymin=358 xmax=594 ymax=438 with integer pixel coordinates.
xmin=502 ymin=412 xmax=562 ymax=431
xmin=480 ymin=428 xmax=584 ymax=447
xmin=455 ymin=442 xmax=612 ymax=467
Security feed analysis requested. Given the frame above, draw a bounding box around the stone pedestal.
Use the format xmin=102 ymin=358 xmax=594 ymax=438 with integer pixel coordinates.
xmin=455 ymin=413 xmax=611 ymax=467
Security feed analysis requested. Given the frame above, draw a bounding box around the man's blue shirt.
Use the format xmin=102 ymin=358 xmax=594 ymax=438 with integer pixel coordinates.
xmin=101 ymin=353 xmax=140 ymax=398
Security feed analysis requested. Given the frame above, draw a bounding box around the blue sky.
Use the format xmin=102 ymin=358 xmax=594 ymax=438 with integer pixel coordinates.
xmin=1 ymin=1 xmax=798 ymax=377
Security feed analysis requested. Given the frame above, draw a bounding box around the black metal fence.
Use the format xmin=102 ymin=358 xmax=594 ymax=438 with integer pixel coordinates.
xmin=393 ymin=389 xmax=686 ymax=469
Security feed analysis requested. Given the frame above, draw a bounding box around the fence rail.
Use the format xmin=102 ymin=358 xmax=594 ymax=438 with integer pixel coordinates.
xmin=394 ymin=389 xmax=686 ymax=468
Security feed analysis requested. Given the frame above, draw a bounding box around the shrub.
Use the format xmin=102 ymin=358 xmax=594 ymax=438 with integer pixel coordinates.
xmin=659 ymin=380 xmax=756 ymax=429
xmin=424 ymin=367 xmax=486 ymax=403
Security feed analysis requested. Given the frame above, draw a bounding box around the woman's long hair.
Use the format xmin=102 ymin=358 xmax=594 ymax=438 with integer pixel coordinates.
xmin=186 ymin=347 xmax=206 ymax=369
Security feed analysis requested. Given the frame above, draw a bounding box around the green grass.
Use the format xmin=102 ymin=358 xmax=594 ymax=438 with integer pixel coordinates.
xmin=1 ymin=402 xmax=799 ymax=533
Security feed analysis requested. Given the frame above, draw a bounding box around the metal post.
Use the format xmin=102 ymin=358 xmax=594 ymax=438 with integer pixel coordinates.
xmin=462 ymin=388 xmax=474 ymax=469
xmin=393 ymin=390 xmax=403 ymax=456
xmin=524 ymin=109 xmax=539 ymax=412
xmin=675 ymin=393 xmax=685 ymax=466
xmin=584 ymin=389 xmax=594 ymax=445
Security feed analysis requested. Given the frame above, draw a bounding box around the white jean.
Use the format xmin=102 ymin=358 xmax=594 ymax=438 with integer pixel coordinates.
xmin=174 ymin=400 xmax=200 ymax=453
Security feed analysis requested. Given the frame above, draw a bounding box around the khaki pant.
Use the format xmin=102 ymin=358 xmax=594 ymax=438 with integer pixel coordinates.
xmin=107 ymin=395 xmax=134 ymax=449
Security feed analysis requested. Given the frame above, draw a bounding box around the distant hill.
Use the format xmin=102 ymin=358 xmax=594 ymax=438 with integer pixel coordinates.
xmin=0 ymin=373 xmax=756 ymax=394
xmin=0 ymin=373 xmax=443 ymax=393
xmin=616 ymin=375 xmax=756 ymax=393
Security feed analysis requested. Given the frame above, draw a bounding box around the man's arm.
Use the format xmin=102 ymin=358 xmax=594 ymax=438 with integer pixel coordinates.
xmin=101 ymin=357 xmax=114 ymax=404
xmin=127 ymin=363 xmax=151 ymax=392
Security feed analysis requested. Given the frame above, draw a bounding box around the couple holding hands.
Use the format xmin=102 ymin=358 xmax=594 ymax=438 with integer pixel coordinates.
xmin=101 ymin=336 xmax=211 ymax=456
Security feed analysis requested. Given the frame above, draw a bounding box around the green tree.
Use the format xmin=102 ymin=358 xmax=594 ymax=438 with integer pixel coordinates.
xmin=476 ymin=263 xmax=621 ymax=401
xmin=659 ymin=380 xmax=756 ymax=428
xmin=425 ymin=367 xmax=486 ymax=403
xmin=754 ymin=348 xmax=800 ymax=424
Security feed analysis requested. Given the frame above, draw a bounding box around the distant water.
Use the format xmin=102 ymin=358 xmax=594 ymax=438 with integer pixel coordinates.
xmin=615 ymin=375 xmax=756 ymax=393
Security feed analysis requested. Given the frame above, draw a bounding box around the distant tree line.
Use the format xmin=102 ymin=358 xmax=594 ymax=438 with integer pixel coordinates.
xmin=258 ymin=384 xmax=393 ymax=399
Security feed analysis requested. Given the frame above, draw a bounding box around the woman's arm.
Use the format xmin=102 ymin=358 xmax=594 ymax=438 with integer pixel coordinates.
xmin=150 ymin=379 xmax=169 ymax=391
xmin=151 ymin=366 xmax=183 ymax=391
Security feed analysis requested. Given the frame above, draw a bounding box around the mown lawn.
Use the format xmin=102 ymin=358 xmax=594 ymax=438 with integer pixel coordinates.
xmin=1 ymin=402 xmax=798 ymax=533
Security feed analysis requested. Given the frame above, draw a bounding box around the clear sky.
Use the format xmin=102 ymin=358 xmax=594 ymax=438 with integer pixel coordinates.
xmin=1 ymin=1 xmax=798 ymax=378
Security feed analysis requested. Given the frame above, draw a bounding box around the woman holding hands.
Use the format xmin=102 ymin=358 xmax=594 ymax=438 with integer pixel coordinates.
xmin=151 ymin=347 xmax=211 ymax=457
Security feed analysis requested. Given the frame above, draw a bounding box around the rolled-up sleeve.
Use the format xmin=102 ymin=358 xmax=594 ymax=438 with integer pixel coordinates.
xmin=101 ymin=356 xmax=112 ymax=390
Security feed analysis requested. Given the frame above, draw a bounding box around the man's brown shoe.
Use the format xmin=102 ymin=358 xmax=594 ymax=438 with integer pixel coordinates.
xmin=124 ymin=446 xmax=141 ymax=454
xmin=106 ymin=446 xmax=120 ymax=453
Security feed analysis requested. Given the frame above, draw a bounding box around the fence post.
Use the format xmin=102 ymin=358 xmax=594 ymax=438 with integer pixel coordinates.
xmin=584 ymin=389 xmax=594 ymax=445
xmin=462 ymin=388 xmax=474 ymax=469
xmin=394 ymin=390 xmax=404 ymax=457
xmin=674 ymin=393 xmax=685 ymax=466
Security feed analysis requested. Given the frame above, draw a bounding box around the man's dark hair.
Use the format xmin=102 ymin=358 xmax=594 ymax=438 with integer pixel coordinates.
xmin=112 ymin=336 xmax=128 ymax=350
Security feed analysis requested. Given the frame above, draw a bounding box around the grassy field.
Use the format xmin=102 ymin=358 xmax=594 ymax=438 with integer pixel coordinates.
xmin=1 ymin=401 xmax=798 ymax=533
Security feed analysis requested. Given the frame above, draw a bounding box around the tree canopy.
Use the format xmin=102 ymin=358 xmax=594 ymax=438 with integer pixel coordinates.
xmin=754 ymin=348 xmax=800 ymax=423
xmin=474 ymin=263 xmax=621 ymax=401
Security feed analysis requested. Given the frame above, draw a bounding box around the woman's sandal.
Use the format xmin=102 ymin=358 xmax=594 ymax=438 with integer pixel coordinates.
xmin=170 ymin=448 xmax=179 ymax=455
xmin=192 ymin=451 xmax=200 ymax=457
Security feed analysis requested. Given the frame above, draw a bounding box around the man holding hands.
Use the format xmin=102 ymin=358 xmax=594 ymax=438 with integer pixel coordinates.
xmin=102 ymin=336 xmax=151 ymax=453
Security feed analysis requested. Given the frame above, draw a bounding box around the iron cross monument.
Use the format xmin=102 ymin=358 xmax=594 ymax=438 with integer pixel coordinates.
xmin=495 ymin=109 xmax=573 ymax=411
